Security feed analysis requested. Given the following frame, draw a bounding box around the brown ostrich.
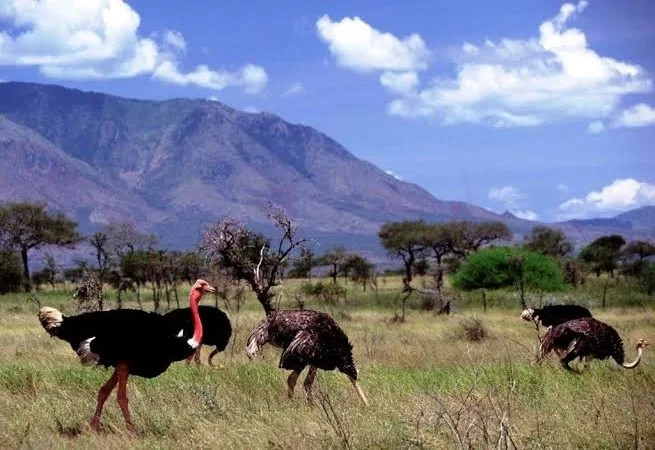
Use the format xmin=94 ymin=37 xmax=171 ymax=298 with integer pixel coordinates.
xmin=246 ymin=309 xmax=368 ymax=405
xmin=538 ymin=317 xmax=648 ymax=372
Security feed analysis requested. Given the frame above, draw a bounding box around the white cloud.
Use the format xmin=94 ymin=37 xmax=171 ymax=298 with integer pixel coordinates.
xmin=558 ymin=178 xmax=655 ymax=218
xmin=556 ymin=183 xmax=569 ymax=192
xmin=385 ymin=170 xmax=403 ymax=181
xmin=163 ymin=30 xmax=186 ymax=52
xmin=0 ymin=0 xmax=267 ymax=93
xmin=488 ymin=186 xmax=527 ymax=209
xmin=207 ymin=96 xmax=219 ymax=102
xmin=511 ymin=210 xmax=539 ymax=221
xmin=379 ymin=71 xmax=419 ymax=96
xmin=283 ymin=82 xmax=306 ymax=96
xmin=316 ymin=15 xmax=429 ymax=73
xmin=319 ymin=2 xmax=652 ymax=128
xmin=586 ymin=120 xmax=605 ymax=134
xmin=613 ymin=103 xmax=655 ymax=128
xmin=242 ymin=105 xmax=261 ymax=113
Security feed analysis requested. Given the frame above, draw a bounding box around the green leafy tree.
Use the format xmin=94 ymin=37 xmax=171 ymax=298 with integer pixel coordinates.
xmin=453 ymin=247 xmax=565 ymax=309
xmin=523 ymin=225 xmax=573 ymax=258
xmin=0 ymin=248 xmax=23 ymax=294
xmin=579 ymin=234 xmax=626 ymax=277
xmin=637 ymin=262 xmax=655 ymax=296
xmin=343 ymin=254 xmax=375 ymax=290
xmin=621 ymin=240 xmax=655 ymax=277
xmin=0 ymin=201 xmax=81 ymax=291
xmin=319 ymin=246 xmax=348 ymax=284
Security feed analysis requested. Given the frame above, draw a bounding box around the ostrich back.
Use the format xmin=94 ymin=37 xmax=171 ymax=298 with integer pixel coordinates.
xmin=53 ymin=309 xmax=195 ymax=378
xmin=249 ymin=310 xmax=356 ymax=374
xmin=540 ymin=317 xmax=625 ymax=363
xmin=534 ymin=304 xmax=592 ymax=327
xmin=163 ymin=306 xmax=232 ymax=351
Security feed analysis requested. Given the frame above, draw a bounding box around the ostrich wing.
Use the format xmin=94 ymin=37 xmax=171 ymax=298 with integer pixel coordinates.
xmin=279 ymin=330 xmax=319 ymax=371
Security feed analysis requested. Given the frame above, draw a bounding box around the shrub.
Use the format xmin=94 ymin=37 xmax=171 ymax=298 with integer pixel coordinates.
xmin=0 ymin=249 xmax=24 ymax=294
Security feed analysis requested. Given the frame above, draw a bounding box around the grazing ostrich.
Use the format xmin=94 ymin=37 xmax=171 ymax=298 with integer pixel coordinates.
xmin=521 ymin=304 xmax=592 ymax=327
xmin=37 ymin=279 xmax=215 ymax=432
xmin=538 ymin=317 xmax=649 ymax=372
xmin=163 ymin=305 xmax=232 ymax=366
xmin=246 ymin=309 xmax=369 ymax=405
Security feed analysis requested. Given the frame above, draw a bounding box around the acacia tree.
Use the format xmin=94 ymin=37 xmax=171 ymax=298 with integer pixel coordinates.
xmin=289 ymin=247 xmax=314 ymax=280
xmin=523 ymin=225 xmax=573 ymax=258
xmin=621 ymin=240 xmax=655 ymax=277
xmin=378 ymin=220 xmax=428 ymax=288
xmin=0 ymin=201 xmax=81 ymax=291
xmin=200 ymin=207 xmax=305 ymax=313
xmin=319 ymin=246 xmax=348 ymax=284
xmin=579 ymin=234 xmax=626 ymax=278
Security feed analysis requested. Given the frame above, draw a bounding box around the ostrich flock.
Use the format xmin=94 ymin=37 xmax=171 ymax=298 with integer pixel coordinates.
xmin=37 ymin=280 xmax=647 ymax=432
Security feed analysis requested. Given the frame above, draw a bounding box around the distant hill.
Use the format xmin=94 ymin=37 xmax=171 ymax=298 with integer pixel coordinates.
xmin=0 ymin=81 xmax=653 ymax=256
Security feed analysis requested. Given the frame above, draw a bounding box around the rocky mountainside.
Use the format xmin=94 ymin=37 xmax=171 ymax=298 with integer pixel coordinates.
xmin=0 ymin=81 xmax=652 ymax=253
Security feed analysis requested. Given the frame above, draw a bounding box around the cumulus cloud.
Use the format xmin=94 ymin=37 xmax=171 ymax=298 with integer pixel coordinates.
xmin=283 ymin=82 xmax=306 ymax=96
xmin=557 ymin=183 xmax=569 ymax=192
xmin=558 ymin=178 xmax=655 ymax=218
xmin=586 ymin=120 xmax=605 ymax=134
xmin=511 ymin=210 xmax=539 ymax=221
xmin=163 ymin=30 xmax=187 ymax=52
xmin=316 ymin=15 xmax=429 ymax=73
xmin=488 ymin=186 xmax=527 ymax=209
xmin=318 ymin=2 xmax=652 ymax=128
xmin=0 ymin=0 xmax=267 ymax=93
xmin=613 ymin=103 xmax=655 ymax=128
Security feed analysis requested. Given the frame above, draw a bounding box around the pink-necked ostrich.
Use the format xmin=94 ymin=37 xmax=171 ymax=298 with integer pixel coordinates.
xmin=163 ymin=305 xmax=232 ymax=366
xmin=538 ymin=317 xmax=649 ymax=372
xmin=38 ymin=279 xmax=215 ymax=432
xmin=246 ymin=309 xmax=368 ymax=405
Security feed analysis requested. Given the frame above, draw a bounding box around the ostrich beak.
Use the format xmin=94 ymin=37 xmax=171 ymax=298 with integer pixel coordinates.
xmin=204 ymin=284 xmax=216 ymax=293
xmin=349 ymin=377 xmax=369 ymax=406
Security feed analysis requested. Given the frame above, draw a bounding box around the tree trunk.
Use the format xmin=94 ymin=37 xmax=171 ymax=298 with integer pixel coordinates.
xmin=136 ymin=283 xmax=143 ymax=310
xmin=331 ymin=264 xmax=338 ymax=284
xmin=482 ymin=289 xmax=487 ymax=314
xmin=21 ymin=246 xmax=31 ymax=292
xmin=602 ymin=278 xmax=609 ymax=310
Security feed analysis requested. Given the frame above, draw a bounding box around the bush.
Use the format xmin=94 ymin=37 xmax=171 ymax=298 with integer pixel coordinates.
xmin=637 ymin=263 xmax=655 ymax=296
xmin=457 ymin=317 xmax=488 ymax=342
xmin=299 ymin=281 xmax=347 ymax=305
xmin=0 ymin=249 xmax=24 ymax=294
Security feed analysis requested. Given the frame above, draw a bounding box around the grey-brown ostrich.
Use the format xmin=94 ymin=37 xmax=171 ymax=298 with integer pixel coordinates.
xmin=246 ymin=309 xmax=368 ymax=405
xmin=538 ymin=317 xmax=648 ymax=372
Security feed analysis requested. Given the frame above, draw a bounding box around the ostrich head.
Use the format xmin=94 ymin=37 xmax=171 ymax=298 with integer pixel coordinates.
xmin=520 ymin=308 xmax=535 ymax=322
xmin=636 ymin=339 xmax=649 ymax=350
xmin=191 ymin=279 xmax=216 ymax=294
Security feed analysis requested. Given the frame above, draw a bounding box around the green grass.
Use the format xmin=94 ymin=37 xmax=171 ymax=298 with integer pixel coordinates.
xmin=0 ymin=278 xmax=654 ymax=448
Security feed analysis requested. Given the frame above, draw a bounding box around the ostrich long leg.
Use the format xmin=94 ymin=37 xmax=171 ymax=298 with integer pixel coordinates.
xmin=287 ymin=370 xmax=301 ymax=398
xmin=193 ymin=345 xmax=202 ymax=366
xmin=208 ymin=348 xmax=220 ymax=367
xmin=115 ymin=363 xmax=135 ymax=432
xmin=90 ymin=369 xmax=118 ymax=431
xmin=303 ymin=366 xmax=317 ymax=403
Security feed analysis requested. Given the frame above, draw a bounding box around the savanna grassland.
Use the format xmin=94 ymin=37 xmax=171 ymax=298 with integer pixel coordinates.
xmin=0 ymin=277 xmax=654 ymax=449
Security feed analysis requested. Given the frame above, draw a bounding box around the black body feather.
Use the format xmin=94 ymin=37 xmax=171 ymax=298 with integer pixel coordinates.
xmin=523 ymin=304 xmax=592 ymax=327
xmin=46 ymin=309 xmax=195 ymax=378
xmin=163 ymin=305 xmax=232 ymax=353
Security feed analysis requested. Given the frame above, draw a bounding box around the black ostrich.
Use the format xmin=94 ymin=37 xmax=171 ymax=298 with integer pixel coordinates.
xmin=163 ymin=305 xmax=232 ymax=366
xmin=37 ymin=279 xmax=215 ymax=432
xmin=538 ymin=317 xmax=649 ymax=372
xmin=246 ymin=309 xmax=369 ymax=405
xmin=521 ymin=304 xmax=592 ymax=327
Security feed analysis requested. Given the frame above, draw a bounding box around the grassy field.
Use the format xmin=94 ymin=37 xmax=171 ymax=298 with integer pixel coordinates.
xmin=0 ymin=279 xmax=654 ymax=449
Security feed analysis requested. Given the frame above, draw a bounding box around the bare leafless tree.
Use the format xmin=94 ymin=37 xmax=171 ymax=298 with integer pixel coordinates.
xmin=200 ymin=206 xmax=305 ymax=313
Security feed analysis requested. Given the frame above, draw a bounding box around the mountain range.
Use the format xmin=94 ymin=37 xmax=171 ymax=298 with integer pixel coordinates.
xmin=0 ymin=81 xmax=653 ymax=256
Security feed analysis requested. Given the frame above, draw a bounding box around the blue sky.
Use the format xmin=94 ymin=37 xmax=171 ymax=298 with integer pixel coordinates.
xmin=0 ymin=0 xmax=653 ymax=221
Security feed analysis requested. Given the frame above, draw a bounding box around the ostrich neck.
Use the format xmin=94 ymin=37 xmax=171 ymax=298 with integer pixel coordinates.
xmin=622 ymin=347 xmax=644 ymax=369
xmin=188 ymin=290 xmax=204 ymax=348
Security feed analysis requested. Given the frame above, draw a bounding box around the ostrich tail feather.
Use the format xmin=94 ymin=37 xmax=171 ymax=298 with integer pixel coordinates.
xmin=38 ymin=307 xmax=63 ymax=336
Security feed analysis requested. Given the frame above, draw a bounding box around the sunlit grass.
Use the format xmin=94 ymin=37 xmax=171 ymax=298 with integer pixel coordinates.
xmin=0 ymin=277 xmax=653 ymax=448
